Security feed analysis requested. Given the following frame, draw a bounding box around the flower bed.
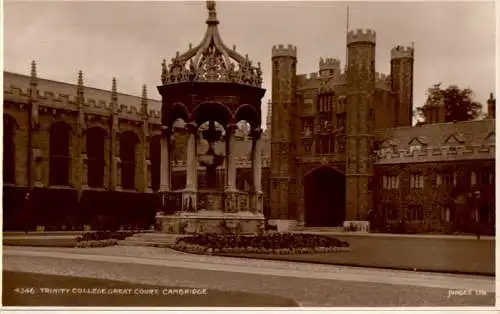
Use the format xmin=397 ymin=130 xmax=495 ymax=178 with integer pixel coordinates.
xmin=172 ymin=233 xmax=351 ymax=255
xmin=75 ymin=239 xmax=118 ymax=248
xmin=75 ymin=231 xmax=134 ymax=242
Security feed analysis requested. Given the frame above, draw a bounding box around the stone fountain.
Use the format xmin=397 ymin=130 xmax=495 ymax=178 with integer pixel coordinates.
xmin=156 ymin=120 xmax=265 ymax=235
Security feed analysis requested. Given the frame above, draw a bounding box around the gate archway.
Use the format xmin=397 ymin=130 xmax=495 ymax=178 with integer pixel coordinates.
xmin=304 ymin=166 xmax=345 ymax=227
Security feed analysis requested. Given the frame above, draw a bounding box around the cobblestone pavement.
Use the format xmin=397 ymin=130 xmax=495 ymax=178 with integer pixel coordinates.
xmin=3 ymin=246 xmax=495 ymax=307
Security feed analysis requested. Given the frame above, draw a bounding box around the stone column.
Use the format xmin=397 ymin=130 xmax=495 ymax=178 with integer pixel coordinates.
xmin=252 ymin=128 xmax=263 ymax=193
xmin=159 ymin=126 xmax=171 ymax=192
xmin=251 ymin=128 xmax=263 ymax=214
xmin=225 ymin=123 xmax=237 ymax=191
xmin=110 ymin=130 xmax=119 ymax=190
xmin=224 ymin=123 xmax=238 ymax=213
xmin=183 ymin=122 xmax=198 ymax=212
xmin=185 ymin=123 xmax=198 ymax=191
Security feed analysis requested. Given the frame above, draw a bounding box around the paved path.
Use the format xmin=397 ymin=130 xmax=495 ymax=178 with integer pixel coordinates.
xmin=3 ymin=246 xmax=495 ymax=306
xmin=294 ymin=230 xmax=495 ymax=240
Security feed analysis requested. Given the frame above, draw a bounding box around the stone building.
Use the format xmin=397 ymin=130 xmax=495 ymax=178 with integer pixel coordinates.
xmin=3 ymin=2 xmax=495 ymax=233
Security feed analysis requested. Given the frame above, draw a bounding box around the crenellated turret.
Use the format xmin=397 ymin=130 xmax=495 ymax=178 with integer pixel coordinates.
xmin=391 ymin=45 xmax=414 ymax=127
xmin=345 ymin=28 xmax=376 ymax=222
xmin=270 ymin=43 xmax=298 ymax=221
xmin=319 ymin=57 xmax=341 ymax=77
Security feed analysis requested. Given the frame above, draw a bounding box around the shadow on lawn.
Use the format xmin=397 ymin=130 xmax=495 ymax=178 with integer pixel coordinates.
xmin=2 ymin=271 xmax=299 ymax=307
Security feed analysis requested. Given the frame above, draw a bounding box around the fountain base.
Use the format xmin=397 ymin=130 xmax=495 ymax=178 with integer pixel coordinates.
xmin=156 ymin=189 xmax=265 ymax=235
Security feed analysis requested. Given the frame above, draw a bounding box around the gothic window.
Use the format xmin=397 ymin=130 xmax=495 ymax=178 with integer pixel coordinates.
xmin=436 ymin=172 xmax=453 ymax=186
xmin=86 ymin=127 xmax=106 ymax=188
xmin=318 ymin=93 xmax=334 ymax=113
xmin=481 ymin=170 xmax=493 ymax=185
xmin=408 ymin=205 xmax=424 ymax=221
xmin=440 ymin=204 xmax=454 ymax=222
xmin=410 ymin=173 xmax=424 ymax=189
xmin=120 ymin=131 xmax=139 ymax=190
xmin=383 ymin=175 xmax=399 ymax=190
xmin=150 ymin=136 xmax=161 ymax=191
xmin=470 ymin=171 xmax=477 ymax=186
xmin=3 ymin=114 xmax=16 ymax=184
xmin=49 ymin=122 xmax=71 ymax=186
xmin=301 ymin=118 xmax=313 ymax=137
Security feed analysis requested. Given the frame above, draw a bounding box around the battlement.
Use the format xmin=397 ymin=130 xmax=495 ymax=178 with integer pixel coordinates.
xmin=375 ymin=72 xmax=391 ymax=91
xmin=272 ymin=44 xmax=297 ymax=58
xmin=375 ymin=143 xmax=495 ymax=164
xmin=319 ymin=58 xmax=340 ymax=69
xmin=391 ymin=45 xmax=414 ymax=59
xmin=347 ymin=29 xmax=376 ymax=45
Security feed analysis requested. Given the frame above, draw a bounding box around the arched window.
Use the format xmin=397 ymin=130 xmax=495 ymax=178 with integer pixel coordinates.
xmin=150 ymin=136 xmax=161 ymax=191
xmin=3 ymin=114 xmax=16 ymax=184
xmin=49 ymin=122 xmax=71 ymax=186
xmin=86 ymin=127 xmax=106 ymax=188
xmin=120 ymin=131 xmax=139 ymax=190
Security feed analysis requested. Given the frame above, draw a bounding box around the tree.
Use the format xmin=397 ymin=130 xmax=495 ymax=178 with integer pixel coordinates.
xmin=416 ymin=83 xmax=483 ymax=123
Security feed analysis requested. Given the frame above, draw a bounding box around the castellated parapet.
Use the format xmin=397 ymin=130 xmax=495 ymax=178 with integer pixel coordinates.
xmin=319 ymin=58 xmax=340 ymax=71
xmin=319 ymin=58 xmax=341 ymax=77
xmin=391 ymin=46 xmax=414 ymax=59
xmin=347 ymin=29 xmax=376 ymax=45
xmin=272 ymin=44 xmax=297 ymax=58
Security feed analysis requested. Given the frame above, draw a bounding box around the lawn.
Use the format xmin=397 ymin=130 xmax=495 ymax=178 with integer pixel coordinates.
xmin=216 ymin=235 xmax=495 ymax=276
xmin=2 ymin=271 xmax=299 ymax=307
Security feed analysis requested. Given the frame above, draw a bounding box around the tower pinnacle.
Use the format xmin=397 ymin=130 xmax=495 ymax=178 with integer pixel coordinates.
xmin=206 ymin=0 xmax=218 ymax=24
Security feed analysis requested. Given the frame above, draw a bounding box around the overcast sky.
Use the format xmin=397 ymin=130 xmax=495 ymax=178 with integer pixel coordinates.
xmin=3 ymin=1 xmax=496 ymax=124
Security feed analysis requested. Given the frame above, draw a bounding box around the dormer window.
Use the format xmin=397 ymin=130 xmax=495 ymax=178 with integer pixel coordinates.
xmin=408 ymin=137 xmax=427 ymax=154
xmin=380 ymin=147 xmax=395 ymax=156
xmin=409 ymin=144 xmax=422 ymax=153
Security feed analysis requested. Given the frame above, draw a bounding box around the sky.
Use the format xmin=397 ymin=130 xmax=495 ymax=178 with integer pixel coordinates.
xmin=3 ymin=1 xmax=497 ymax=126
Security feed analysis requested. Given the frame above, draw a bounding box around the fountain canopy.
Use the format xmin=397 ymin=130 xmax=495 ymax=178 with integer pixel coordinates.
xmin=161 ymin=1 xmax=263 ymax=88
xmin=158 ymin=1 xmax=266 ymax=131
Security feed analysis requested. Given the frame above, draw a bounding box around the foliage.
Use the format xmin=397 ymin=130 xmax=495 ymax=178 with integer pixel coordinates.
xmin=75 ymin=231 xmax=134 ymax=242
xmin=174 ymin=233 xmax=349 ymax=254
xmin=74 ymin=239 xmax=118 ymax=248
xmin=415 ymin=83 xmax=483 ymax=123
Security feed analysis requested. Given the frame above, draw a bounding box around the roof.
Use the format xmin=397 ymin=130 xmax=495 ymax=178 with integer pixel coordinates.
xmin=161 ymin=1 xmax=262 ymax=88
xmin=4 ymin=71 xmax=162 ymax=112
xmin=376 ymin=119 xmax=495 ymax=148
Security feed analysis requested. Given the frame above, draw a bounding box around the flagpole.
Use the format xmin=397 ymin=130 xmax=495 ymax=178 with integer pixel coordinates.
xmin=346 ymin=5 xmax=350 ymax=67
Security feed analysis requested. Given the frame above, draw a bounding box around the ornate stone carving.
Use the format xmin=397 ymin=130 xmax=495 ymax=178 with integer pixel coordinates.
xmin=161 ymin=2 xmax=262 ymax=88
